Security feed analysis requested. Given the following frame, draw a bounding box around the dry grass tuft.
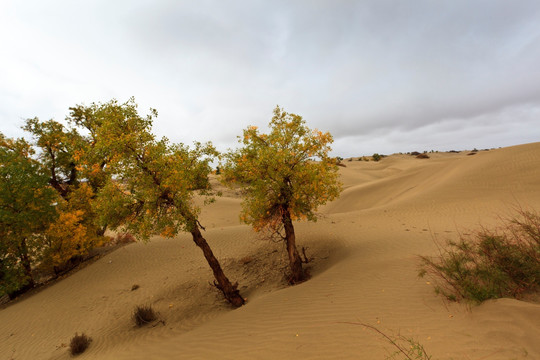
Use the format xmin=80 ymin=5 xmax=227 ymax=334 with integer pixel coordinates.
xmin=132 ymin=304 xmax=157 ymax=327
xmin=69 ymin=332 xmax=91 ymax=356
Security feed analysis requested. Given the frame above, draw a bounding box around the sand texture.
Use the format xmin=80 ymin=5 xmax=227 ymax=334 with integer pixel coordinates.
xmin=1 ymin=142 xmax=540 ymax=359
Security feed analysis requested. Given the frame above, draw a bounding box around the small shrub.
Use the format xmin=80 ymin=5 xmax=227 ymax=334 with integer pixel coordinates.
xmin=419 ymin=209 xmax=540 ymax=303
xmin=69 ymin=333 xmax=91 ymax=356
xmin=372 ymin=153 xmax=381 ymax=162
xmin=410 ymin=151 xmax=421 ymax=156
xmin=416 ymin=153 xmax=430 ymax=159
xmin=133 ymin=304 xmax=157 ymax=327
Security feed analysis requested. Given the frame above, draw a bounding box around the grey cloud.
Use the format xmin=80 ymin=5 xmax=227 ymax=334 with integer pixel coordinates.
xmin=1 ymin=0 xmax=539 ymax=156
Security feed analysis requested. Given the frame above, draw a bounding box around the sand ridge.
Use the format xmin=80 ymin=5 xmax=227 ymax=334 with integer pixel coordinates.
xmin=1 ymin=142 xmax=540 ymax=359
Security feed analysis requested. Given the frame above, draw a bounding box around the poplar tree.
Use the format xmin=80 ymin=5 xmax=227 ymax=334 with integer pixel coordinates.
xmin=90 ymin=99 xmax=245 ymax=307
xmin=0 ymin=134 xmax=57 ymax=296
xmin=223 ymin=106 xmax=342 ymax=283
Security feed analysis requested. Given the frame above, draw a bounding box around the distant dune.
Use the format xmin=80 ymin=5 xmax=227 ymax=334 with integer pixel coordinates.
xmin=1 ymin=142 xmax=540 ymax=359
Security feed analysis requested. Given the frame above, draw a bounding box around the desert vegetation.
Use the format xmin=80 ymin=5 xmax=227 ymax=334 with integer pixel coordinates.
xmin=69 ymin=332 xmax=92 ymax=356
xmin=345 ymin=322 xmax=433 ymax=360
xmin=132 ymin=304 xmax=158 ymax=327
xmin=0 ymin=135 xmax=58 ymax=295
xmin=88 ymin=99 xmax=244 ymax=307
xmin=419 ymin=209 xmax=540 ymax=303
xmin=2 ymin=123 xmax=539 ymax=358
xmin=0 ymin=104 xmax=131 ymax=298
xmin=0 ymin=98 xmax=245 ymax=307
xmin=2 ymin=101 xmax=342 ymax=305
xmin=222 ymin=106 xmax=342 ymax=283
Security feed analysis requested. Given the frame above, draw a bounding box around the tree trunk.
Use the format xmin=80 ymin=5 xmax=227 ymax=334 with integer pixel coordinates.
xmin=18 ymin=238 xmax=35 ymax=289
xmin=190 ymin=225 xmax=245 ymax=307
xmin=96 ymin=224 xmax=108 ymax=237
xmin=282 ymin=207 xmax=305 ymax=284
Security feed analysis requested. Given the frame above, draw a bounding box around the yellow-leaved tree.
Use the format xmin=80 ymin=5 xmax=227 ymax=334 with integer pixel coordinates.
xmin=41 ymin=184 xmax=103 ymax=275
xmin=90 ymin=99 xmax=245 ymax=307
xmin=223 ymin=106 xmax=342 ymax=283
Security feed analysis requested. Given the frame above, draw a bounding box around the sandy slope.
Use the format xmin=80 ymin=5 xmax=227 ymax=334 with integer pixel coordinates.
xmin=1 ymin=142 xmax=540 ymax=360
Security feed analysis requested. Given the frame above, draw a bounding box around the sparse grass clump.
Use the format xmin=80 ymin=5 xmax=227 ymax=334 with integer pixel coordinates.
xmin=132 ymin=304 xmax=157 ymax=327
xmin=69 ymin=332 xmax=91 ymax=356
xmin=419 ymin=209 xmax=540 ymax=303
xmin=344 ymin=323 xmax=433 ymax=360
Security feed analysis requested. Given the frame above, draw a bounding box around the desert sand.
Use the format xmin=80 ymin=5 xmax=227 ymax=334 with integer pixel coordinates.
xmin=1 ymin=142 xmax=540 ymax=360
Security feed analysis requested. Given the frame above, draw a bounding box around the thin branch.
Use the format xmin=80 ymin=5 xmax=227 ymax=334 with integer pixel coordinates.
xmin=196 ymin=219 xmax=206 ymax=231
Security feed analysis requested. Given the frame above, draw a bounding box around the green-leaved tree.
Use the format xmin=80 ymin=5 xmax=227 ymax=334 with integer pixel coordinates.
xmin=91 ymin=99 xmax=245 ymax=307
xmin=223 ymin=106 xmax=342 ymax=283
xmin=0 ymin=134 xmax=58 ymax=296
xmin=23 ymin=118 xmax=81 ymax=198
xmin=23 ymin=112 xmax=111 ymax=274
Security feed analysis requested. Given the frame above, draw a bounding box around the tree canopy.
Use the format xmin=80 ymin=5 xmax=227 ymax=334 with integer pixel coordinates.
xmin=0 ymin=134 xmax=58 ymax=294
xmin=88 ymin=99 xmax=245 ymax=307
xmin=223 ymin=106 xmax=342 ymax=283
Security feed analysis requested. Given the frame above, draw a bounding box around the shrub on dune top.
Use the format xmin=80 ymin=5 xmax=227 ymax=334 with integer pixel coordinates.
xmin=419 ymin=209 xmax=540 ymax=303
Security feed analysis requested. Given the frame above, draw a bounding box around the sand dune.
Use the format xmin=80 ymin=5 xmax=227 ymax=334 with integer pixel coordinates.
xmin=1 ymin=142 xmax=540 ymax=359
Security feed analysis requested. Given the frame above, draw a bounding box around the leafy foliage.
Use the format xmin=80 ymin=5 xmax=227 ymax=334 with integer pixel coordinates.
xmin=419 ymin=209 xmax=540 ymax=302
xmin=25 ymin=103 xmax=117 ymax=233
xmin=1 ymin=100 xmax=124 ymax=296
xmin=86 ymin=99 xmax=244 ymax=306
xmin=223 ymin=106 xmax=342 ymax=282
xmin=23 ymin=118 xmax=80 ymax=198
xmin=19 ymin=108 xmax=115 ymax=281
xmin=223 ymin=106 xmax=341 ymax=234
xmin=89 ymin=99 xmax=217 ymax=239
xmin=1 ymin=98 xmax=245 ymax=305
xmin=41 ymin=185 xmax=105 ymax=275
xmin=0 ymin=134 xmax=58 ymax=296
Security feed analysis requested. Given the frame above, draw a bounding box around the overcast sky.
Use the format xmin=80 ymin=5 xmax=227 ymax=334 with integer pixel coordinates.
xmin=1 ymin=0 xmax=539 ymax=156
